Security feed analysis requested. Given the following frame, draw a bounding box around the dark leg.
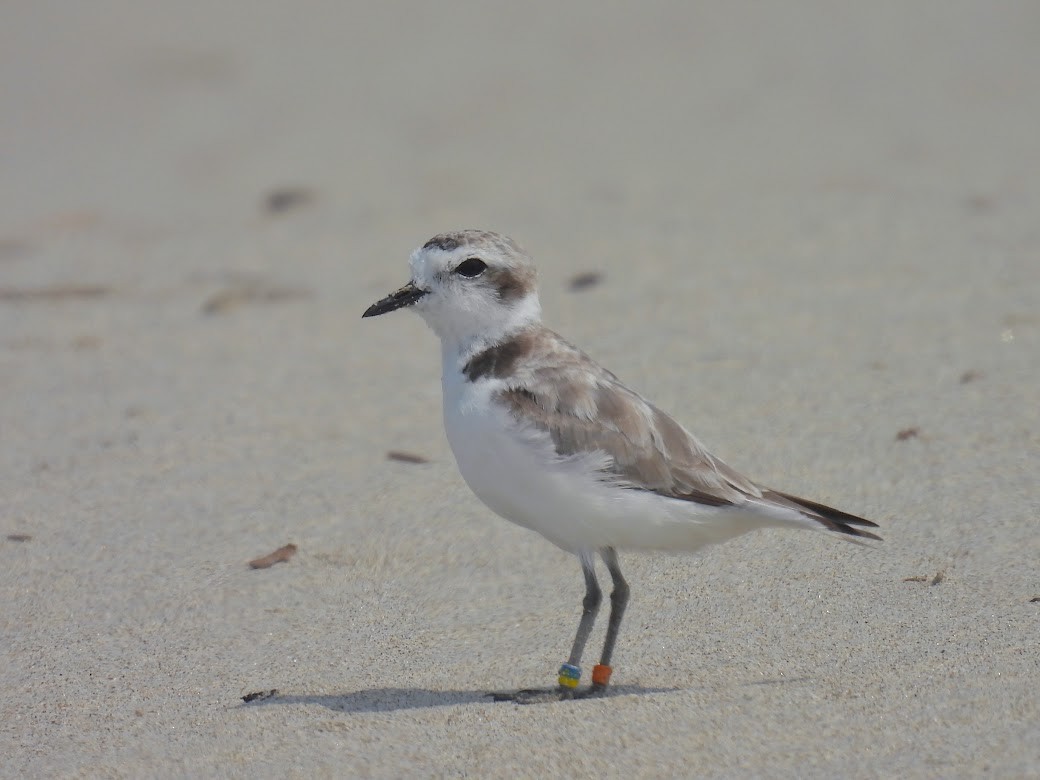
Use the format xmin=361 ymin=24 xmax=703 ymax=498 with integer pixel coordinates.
xmin=491 ymin=552 xmax=601 ymax=703
xmin=590 ymin=547 xmax=629 ymax=693
xmin=566 ymin=552 xmax=603 ymax=667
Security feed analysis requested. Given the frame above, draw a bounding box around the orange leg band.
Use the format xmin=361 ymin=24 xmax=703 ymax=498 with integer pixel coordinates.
xmin=591 ymin=664 xmax=612 ymax=687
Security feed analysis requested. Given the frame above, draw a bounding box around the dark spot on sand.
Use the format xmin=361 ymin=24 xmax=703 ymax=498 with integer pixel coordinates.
xmin=903 ymin=570 xmax=945 ymax=585
xmin=0 ymin=285 xmax=111 ymax=302
xmin=387 ymin=451 xmax=430 ymax=464
xmin=242 ymin=689 xmax=278 ymax=703
xmin=568 ymin=271 xmax=603 ymax=292
xmin=202 ymin=280 xmax=311 ymax=314
xmin=963 ymin=194 xmax=994 ymax=214
xmin=249 ymin=543 xmax=298 ymax=569
xmin=72 ymin=335 xmax=102 ymax=350
xmin=265 ymin=187 xmax=314 ymax=214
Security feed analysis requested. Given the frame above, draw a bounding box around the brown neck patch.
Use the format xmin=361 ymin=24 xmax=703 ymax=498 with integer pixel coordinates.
xmin=463 ymin=331 xmax=537 ymax=382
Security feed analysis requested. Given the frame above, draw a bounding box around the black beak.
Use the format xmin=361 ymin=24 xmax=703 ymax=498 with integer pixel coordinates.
xmin=362 ymin=281 xmax=429 ymax=318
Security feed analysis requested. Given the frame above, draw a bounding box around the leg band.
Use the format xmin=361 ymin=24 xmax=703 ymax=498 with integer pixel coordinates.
xmin=591 ymin=664 xmax=612 ymax=687
xmin=558 ymin=663 xmax=582 ymax=688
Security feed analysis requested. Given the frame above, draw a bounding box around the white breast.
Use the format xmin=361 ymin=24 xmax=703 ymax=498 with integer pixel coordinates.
xmin=441 ymin=365 xmax=585 ymax=550
xmin=439 ymin=358 xmax=769 ymax=555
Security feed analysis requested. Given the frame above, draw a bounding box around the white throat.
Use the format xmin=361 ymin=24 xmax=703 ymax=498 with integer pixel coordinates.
xmin=423 ymin=292 xmax=542 ymax=365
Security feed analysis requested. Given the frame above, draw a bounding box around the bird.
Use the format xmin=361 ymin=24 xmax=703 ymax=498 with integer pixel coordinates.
xmin=362 ymin=230 xmax=880 ymax=703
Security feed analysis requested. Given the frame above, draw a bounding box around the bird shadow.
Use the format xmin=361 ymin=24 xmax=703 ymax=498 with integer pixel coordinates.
xmin=239 ymin=684 xmax=677 ymax=713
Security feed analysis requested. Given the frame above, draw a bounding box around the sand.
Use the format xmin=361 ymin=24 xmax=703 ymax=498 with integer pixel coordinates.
xmin=2 ymin=2 xmax=1038 ymax=777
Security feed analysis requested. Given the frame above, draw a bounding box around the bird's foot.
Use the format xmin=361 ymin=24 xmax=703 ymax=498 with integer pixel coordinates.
xmin=489 ymin=683 xmax=609 ymax=704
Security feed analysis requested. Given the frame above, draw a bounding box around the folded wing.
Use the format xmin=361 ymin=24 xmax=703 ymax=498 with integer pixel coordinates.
xmin=495 ymin=331 xmax=880 ymax=541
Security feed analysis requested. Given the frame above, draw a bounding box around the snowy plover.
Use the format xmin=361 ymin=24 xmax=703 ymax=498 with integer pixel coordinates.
xmin=363 ymin=230 xmax=880 ymax=703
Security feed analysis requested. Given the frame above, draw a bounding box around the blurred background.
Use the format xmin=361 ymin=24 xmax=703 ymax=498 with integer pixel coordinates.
xmin=5 ymin=3 xmax=1038 ymax=247
xmin=3 ymin=0 xmax=1036 ymax=509
xmin=3 ymin=2 xmax=1039 ymax=775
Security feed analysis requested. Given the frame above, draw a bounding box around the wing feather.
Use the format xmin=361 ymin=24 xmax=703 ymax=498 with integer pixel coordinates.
xmin=486 ymin=327 xmax=880 ymax=540
xmin=493 ymin=334 xmax=758 ymax=506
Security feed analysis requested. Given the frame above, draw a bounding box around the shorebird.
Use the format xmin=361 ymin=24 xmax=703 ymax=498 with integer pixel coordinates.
xmin=363 ymin=230 xmax=880 ymax=702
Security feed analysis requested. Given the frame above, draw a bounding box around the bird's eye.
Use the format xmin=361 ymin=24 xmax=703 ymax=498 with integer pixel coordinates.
xmin=454 ymin=258 xmax=487 ymax=277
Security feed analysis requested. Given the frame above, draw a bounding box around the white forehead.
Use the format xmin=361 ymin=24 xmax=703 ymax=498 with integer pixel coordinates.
xmin=407 ymin=231 xmax=533 ymax=288
xmin=408 ymin=245 xmax=461 ymax=287
xmin=404 ymin=231 xmax=542 ymax=346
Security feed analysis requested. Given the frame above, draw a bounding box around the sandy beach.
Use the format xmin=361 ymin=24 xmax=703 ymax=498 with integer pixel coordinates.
xmin=2 ymin=2 xmax=1038 ymax=777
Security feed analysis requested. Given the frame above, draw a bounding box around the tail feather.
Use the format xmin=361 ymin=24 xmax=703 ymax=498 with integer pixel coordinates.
xmin=766 ymin=489 xmax=882 ymax=541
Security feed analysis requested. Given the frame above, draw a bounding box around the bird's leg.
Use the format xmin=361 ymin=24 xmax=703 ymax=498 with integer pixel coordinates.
xmin=589 ymin=547 xmax=629 ymax=694
xmin=562 ymin=552 xmax=603 ymax=682
xmin=491 ymin=552 xmax=601 ymax=703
